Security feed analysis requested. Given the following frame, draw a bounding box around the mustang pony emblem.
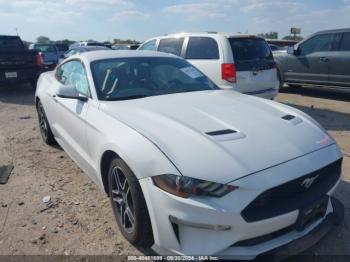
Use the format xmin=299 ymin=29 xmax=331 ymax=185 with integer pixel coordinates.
xmin=301 ymin=175 xmax=319 ymax=189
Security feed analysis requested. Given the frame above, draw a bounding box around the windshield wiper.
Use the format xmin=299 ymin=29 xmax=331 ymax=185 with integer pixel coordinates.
xmin=104 ymin=95 xmax=149 ymax=101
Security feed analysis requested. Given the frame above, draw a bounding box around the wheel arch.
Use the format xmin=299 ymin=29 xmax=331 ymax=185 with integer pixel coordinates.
xmin=35 ymin=96 xmax=40 ymax=108
xmin=100 ymin=150 xmax=120 ymax=196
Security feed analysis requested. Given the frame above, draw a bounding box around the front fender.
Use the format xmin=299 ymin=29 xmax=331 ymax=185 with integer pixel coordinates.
xmin=85 ymin=105 xmax=181 ymax=191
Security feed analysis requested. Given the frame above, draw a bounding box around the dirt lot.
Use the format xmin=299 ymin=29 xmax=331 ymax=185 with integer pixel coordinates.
xmin=0 ymin=84 xmax=349 ymax=261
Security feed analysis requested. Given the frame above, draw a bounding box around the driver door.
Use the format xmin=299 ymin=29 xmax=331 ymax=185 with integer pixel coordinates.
xmin=284 ymin=33 xmax=335 ymax=84
xmin=51 ymin=60 xmax=92 ymax=167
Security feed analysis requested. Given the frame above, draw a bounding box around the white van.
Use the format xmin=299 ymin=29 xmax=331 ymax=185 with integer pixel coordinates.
xmin=139 ymin=32 xmax=279 ymax=99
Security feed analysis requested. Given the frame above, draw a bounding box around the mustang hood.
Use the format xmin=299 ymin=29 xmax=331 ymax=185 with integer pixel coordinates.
xmin=100 ymin=90 xmax=334 ymax=184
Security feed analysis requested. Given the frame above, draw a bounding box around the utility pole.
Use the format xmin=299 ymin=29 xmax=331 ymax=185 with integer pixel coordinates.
xmin=15 ymin=28 xmax=19 ymax=36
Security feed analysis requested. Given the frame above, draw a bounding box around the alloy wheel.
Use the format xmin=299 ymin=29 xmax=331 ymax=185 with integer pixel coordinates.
xmin=111 ymin=166 xmax=135 ymax=233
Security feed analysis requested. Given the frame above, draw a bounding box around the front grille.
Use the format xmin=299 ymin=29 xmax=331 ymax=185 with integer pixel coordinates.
xmin=241 ymin=158 xmax=342 ymax=222
xmin=232 ymin=225 xmax=294 ymax=247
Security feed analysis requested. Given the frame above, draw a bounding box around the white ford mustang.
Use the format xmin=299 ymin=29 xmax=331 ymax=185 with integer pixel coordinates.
xmin=35 ymin=51 xmax=344 ymax=259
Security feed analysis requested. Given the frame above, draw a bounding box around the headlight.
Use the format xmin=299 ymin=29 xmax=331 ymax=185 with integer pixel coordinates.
xmin=152 ymin=174 xmax=238 ymax=198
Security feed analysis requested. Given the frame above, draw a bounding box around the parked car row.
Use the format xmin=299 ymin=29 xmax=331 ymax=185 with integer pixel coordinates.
xmin=58 ymin=45 xmax=110 ymax=64
xmin=2 ymin=28 xmax=350 ymax=99
xmin=112 ymin=43 xmax=140 ymax=50
xmin=69 ymin=41 xmax=112 ymax=49
xmin=29 ymin=43 xmax=68 ymax=70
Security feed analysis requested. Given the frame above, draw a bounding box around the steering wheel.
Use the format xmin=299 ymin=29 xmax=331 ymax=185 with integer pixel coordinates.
xmin=166 ymin=80 xmax=184 ymax=90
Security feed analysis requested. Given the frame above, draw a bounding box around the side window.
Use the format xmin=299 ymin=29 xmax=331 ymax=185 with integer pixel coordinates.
xmin=299 ymin=34 xmax=334 ymax=55
xmin=158 ymin=38 xmax=184 ymax=56
xmin=55 ymin=61 xmax=90 ymax=96
xmin=71 ymin=61 xmax=90 ymax=96
xmin=339 ymin=32 xmax=350 ymax=51
xmin=56 ymin=62 xmax=73 ymax=84
xmin=185 ymin=37 xmax=219 ymax=59
xmin=139 ymin=40 xmax=156 ymax=51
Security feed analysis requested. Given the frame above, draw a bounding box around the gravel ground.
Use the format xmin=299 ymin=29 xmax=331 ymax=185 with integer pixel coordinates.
xmin=0 ymin=84 xmax=349 ymax=261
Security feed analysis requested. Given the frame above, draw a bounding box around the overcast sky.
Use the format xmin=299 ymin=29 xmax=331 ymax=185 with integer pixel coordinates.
xmin=0 ymin=0 xmax=349 ymax=42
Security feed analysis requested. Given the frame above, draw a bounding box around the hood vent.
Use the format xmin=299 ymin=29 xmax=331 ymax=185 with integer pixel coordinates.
xmin=282 ymin=114 xmax=303 ymax=125
xmin=205 ymin=129 xmax=245 ymax=142
xmin=206 ymin=129 xmax=237 ymax=136
xmin=282 ymin=114 xmax=296 ymax=121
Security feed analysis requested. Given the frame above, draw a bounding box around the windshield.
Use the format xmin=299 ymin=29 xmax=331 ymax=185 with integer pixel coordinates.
xmin=91 ymin=57 xmax=218 ymax=101
xmin=229 ymin=38 xmax=273 ymax=61
xmin=0 ymin=37 xmax=25 ymax=51
xmin=34 ymin=44 xmax=56 ymax=52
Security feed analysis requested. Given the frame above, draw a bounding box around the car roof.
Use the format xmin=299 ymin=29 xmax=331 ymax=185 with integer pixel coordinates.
xmin=75 ymin=46 xmax=109 ymax=51
xmin=33 ymin=43 xmax=55 ymax=46
xmin=0 ymin=35 xmax=20 ymax=38
xmin=74 ymin=50 xmax=178 ymax=62
xmin=156 ymin=32 xmax=261 ymax=39
xmin=314 ymin=27 xmax=350 ymax=34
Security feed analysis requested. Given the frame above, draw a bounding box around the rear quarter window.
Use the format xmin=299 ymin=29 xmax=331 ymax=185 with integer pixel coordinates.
xmin=158 ymin=38 xmax=184 ymax=56
xmin=185 ymin=37 xmax=219 ymax=59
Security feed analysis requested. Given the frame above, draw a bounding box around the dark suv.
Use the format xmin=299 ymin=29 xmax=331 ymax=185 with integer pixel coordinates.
xmin=275 ymin=28 xmax=350 ymax=89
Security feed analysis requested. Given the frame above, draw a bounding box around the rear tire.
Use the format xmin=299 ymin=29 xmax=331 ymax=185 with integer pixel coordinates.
xmin=108 ymin=157 xmax=154 ymax=248
xmin=37 ymin=100 xmax=55 ymax=145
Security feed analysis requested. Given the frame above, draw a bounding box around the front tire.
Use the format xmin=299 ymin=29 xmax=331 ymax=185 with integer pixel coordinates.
xmin=37 ymin=100 xmax=55 ymax=145
xmin=108 ymin=158 xmax=153 ymax=248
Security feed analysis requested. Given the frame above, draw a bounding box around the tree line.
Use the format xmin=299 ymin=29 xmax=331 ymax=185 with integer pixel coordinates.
xmin=29 ymin=36 xmax=141 ymax=46
xmin=257 ymin=32 xmax=303 ymax=41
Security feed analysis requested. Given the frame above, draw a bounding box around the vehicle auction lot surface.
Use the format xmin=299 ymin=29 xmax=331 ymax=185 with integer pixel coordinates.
xmin=0 ymin=84 xmax=349 ymax=261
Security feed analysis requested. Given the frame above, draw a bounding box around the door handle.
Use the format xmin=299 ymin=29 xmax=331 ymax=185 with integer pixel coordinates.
xmin=319 ymin=57 xmax=329 ymax=62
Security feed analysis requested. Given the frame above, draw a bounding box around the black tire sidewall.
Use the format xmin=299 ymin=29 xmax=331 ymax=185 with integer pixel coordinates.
xmin=37 ymin=101 xmax=55 ymax=145
xmin=108 ymin=158 xmax=152 ymax=246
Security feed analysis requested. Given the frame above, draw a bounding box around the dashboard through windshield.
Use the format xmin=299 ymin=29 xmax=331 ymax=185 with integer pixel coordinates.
xmin=91 ymin=57 xmax=218 ymax=101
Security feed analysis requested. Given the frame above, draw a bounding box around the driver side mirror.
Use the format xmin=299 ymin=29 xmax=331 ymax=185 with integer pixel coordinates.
xmin=56 ymin=85 xmax=88 ymax=102
xmin=287 ymin=46 xmax=301 ymax=56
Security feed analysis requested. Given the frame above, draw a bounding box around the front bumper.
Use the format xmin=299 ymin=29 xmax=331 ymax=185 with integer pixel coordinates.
xmin=139 ymin=143 xmax=343 ymax=259
xmin=259 ymin=197 xmax=344 ymax=260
